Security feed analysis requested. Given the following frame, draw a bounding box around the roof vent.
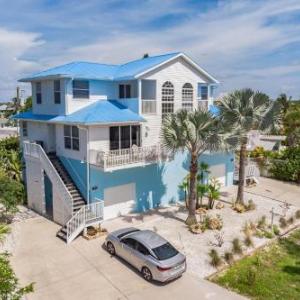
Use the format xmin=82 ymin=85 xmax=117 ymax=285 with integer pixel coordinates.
xmin=143 ymin=53 xmax=149 ymax=59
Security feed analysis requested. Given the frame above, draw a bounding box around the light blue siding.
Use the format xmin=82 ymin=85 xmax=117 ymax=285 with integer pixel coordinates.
xmin=60 ymin=151 xmax=234 ymax=213
xmin=116 ymin=98 xmax=139 ymax=113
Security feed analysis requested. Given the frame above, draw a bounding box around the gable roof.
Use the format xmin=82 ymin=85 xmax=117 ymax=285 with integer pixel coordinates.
xmin=20 ymin=52 xmax=218 ymax=83
xmin=12 ymin=100 xmax=145 ymax=125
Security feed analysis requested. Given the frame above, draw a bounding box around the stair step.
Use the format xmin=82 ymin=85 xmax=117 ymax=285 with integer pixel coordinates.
xmin=56 ymin=230 xmax=67 ymax=242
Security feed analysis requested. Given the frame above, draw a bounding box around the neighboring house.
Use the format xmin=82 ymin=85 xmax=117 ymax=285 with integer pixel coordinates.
xmin=14 ymin=52 xmax=234 ymax=243
xmin=247 ymin=130 xmax=286 ymax=151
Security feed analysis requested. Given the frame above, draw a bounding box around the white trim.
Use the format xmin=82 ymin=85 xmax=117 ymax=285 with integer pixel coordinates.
xmin=135 ymin=53 xmax=219 ymax=84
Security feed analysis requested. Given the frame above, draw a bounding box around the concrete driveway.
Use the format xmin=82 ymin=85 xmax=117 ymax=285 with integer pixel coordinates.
xmin=10 ymin=217 xmax=245 ymax=300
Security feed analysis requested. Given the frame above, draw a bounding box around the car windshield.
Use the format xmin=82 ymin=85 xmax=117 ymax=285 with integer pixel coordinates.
xmin=152 ymin=242 xmax=178 ymax=260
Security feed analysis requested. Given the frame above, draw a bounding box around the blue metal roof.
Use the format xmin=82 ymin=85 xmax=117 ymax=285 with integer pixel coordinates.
xmin=20 ymin=52 xmax=180 ymax=82
xmin=12 ymin=111 xmax=57 ymax=121
xmin=13 ymin=100 xmax=145 ymax=125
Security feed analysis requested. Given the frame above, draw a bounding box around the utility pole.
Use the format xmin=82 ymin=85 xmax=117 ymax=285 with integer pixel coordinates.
xmin=16 ymin=86 xmax=20 ymax=112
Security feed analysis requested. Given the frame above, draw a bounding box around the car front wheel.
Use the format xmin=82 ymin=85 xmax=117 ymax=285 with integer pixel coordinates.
xmin=106 ymin=241 xmax=116 ymax=255
xmin=141 ymin=266 xmax=152 ymax=281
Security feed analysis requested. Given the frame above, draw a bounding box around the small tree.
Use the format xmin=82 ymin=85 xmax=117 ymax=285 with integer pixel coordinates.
xmin=217 ymin=89 xmax=280 ymax=205
xmin=207 ymin=178 xmax=221 ymax=209
xmin=162 ymin=109 xmax=229 ymax=224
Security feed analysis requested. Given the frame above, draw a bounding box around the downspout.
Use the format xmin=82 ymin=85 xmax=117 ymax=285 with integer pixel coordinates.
xmin=78 ymin=125 xmax=90 ymax=204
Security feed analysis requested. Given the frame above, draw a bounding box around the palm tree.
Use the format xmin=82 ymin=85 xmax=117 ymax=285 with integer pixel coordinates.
xmin=217 ymin=89 xmax=280 ymax=205
xmin=161 ymin=109 xmax=228 ymax=225
xmin=207 ymin=178 xmax=221 ymax=209
xmin=198 ymin=162 xmax=210 ymax=184
xmin=178 ymin=176 xmax=189 ymax=209
xmin=276 ymin=93 xmax=291 ymax=115
xmin=197 ymin=183 xmax=208 ymax=208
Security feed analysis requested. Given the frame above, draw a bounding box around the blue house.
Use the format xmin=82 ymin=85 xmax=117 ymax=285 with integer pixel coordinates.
xmin=14 ymin=52 xmax=234 ymax=243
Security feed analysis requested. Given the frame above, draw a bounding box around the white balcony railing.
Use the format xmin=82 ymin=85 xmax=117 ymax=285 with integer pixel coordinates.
xmin=90 ymin=144 xmax=171 ymax=171
xmin=198 ymin=99 xmax=209 ymax=110
xmin=142 ymin=99 xmax=156 ymax=114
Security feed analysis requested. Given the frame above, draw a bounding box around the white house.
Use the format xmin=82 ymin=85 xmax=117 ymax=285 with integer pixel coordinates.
xmin=14 ymin=52 xmax=234 ymax=243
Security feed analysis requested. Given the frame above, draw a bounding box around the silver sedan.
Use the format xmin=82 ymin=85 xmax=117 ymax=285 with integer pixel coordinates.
xmin=105 ymin=227 xmax=186 ymax=282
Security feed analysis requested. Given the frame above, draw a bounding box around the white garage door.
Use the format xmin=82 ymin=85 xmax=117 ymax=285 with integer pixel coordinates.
xmin=104 ymin=183 xmax=136 ymax=220
xmin=210 ymin=164 xmax=226 ymax=187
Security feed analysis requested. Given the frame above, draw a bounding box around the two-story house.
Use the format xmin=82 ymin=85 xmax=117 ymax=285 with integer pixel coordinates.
xmin=14 ymin=52 xmax=234 ymax=243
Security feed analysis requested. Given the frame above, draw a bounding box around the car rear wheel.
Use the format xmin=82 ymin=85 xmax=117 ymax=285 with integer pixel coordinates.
xmin=106 ymin=242 xmax=115 ymax=255
xmin=141 ymin=266 xmax=152 ymax=281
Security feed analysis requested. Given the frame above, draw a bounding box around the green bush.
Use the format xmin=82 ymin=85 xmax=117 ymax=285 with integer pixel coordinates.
xmin=209 ymin=249 xmax=222 ymax=267
xmin=224 ymin=251 xmax=234 ymax=265
xmin=270 ymin=147 xmax=300 ymax=182
xmin=272 ymin=225 xmax=280 ymax=236
xmin=232 ymin=238 xmax=243 ymax=255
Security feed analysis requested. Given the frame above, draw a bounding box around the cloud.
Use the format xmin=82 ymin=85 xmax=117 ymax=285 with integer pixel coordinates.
xmin=0 ymin=27 xmax=43 ymax=101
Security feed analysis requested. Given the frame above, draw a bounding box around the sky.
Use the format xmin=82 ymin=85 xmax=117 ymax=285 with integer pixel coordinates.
xmin=0 ymin=0 xmax=300 ymax=101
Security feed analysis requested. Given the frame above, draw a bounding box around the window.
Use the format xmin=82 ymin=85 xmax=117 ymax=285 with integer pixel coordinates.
xmin=136 ymin=242 xmax=150 ymax=256
xmin=121 ymin=238 xmax=137 ymax=249
xmin=54 ymin=80 xmax=61 ymax=104
xmin=64 ymin=125 xmax=80 ymax=151
xmin=72 ymin=80 xmax=89 ymax=99
xmin=109 ymin=125 xmax=141 ymax=150
xmin=199 ymin=85 xmax=208 ymax=100
xmin=161 ymin=81 xmax=174 ymax=117
xmin=22 ymin=121 xmax=28 ymax=137
xmin=119 ymin=84 xmax=131 ymax=98
xmin=152 ymin=242 xmax=178 ymax=261
xmin=182 ymin=83 xmax=193 ymax=111
xmin=36 ymin=82 xmax=42 ymax=104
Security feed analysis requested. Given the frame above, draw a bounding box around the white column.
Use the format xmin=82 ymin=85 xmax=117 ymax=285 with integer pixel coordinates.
xmin=137 ymin=79 xmax=142 ymax=115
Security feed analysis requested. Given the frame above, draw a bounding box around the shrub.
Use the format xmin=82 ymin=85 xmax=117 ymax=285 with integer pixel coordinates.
xmin=232 ymin=238 xmax=243 ymax=255
xmin=269 ymin=147 xmax=300 ymax=182
xmin=288 ymin=216 xmax=295 ymax=225
xmin=255 ymin=229 xmax=264 ymax=238
xmin=295 ymin=210 xmax=300 ymax=219
xmin=257 ymin=215 xmax=267 ymax=229
xmin=189 ymin=223 xmax=204 ymax=234
xmin=209 ymin=249 xmax=222 ymax=267
xmin=224 ymin=251 xmax=234 ymax=265
xmin=244 ymin=234 xmax=254 ymax=247
xmin=263 ymin=230 xmax=274 ymax=239
xmin=272 ymin=225 xmax=280 ymax=236
xmin=203 ymin=215 xmax=223 ymax=230
xmin=246 ymin=199 xmax=256 ymax=211
xmin=233 ymin=203 xmax=246 ymax=213
xmin=279 ymin=217 xmax=288 ymax=228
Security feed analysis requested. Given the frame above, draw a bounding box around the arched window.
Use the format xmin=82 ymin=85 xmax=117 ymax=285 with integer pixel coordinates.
xmin=182 ymin=83 xmax=193 ymax=111
xmin=161 ymin=81 xmax=174 ymax=117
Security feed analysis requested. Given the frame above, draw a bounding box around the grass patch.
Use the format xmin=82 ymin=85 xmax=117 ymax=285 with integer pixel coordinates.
xmin=211 ymin=229 xmax=300 ymax=300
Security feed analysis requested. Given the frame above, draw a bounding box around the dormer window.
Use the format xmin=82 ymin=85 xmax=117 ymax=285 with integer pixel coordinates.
xmin=54 ymin=80 xmax=61 ymax=104
xmin=36 ymin=82 xmax=42 ymax=104
xmin=119 ymin=84 xmax=131 ymax=99
xmin=72 ymin=80 xmax=89 ymax=99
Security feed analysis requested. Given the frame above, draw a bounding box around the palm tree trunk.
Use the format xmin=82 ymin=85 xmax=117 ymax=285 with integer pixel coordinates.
xmin=185 ymin=154 xmax=198 ymax=225
xmin=236 ymin=142 xmax=247 ymax=205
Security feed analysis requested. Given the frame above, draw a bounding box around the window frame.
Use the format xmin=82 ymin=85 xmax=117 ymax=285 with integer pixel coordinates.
xmin=64 ymin=125 xmax=80 ymax=151
xmin=72 ymin=80 xmax=89 ymax=99
xmin=22 ymin=121 xmax=28 ymax=137
xmin=119 ymin=84 xmax=131 ymax=99
xmin=109 ymin=125 xmax=141 ymax=151
xmin=54 ymin=80 xmax=61 ymax=104
xmin=161 ymin=81 xmax=174 ymax=117
xmin=199 ymin=85 xmax=208 ymax=100
xmin=182 ymin=83 xmax=193 ymax=111
xmin=36 ymin=82 xmax=42 ymax=104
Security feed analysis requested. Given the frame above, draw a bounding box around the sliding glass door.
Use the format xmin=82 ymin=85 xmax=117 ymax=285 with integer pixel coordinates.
xmin=109 ymin=125 xmax=141 ymax=151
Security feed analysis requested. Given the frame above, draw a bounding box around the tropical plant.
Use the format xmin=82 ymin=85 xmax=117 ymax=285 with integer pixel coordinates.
xmin=217 ymin=89 xmax=280 ymax=205
xmin=224 ymin=251 xmax=234 ymax=264
xmin=178 ymin=176 xmax=189 ymax=208
xmin=0 ymin=252 xmax=34 ymax=299
xmin=161 ymin=109 xmax=229 ymax=225
xmin=209 ymin=249 xmax=222 ymax=267
xmin=232 ymin=238 xmax=243 ymax=255
xmin=196 ymin=183 xmax=208 ymax=208
xmin=276 ymin=93 xmax=291 ymax=115
xmin=207 ymin=178 xmax=221 ymax=209
xmin=198 ymin=162 xmax=210 ymax=184
xmin=0 ymin=224 xmax=10 ymax=244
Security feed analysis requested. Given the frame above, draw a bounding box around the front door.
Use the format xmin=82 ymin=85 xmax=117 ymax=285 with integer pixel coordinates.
xmin=44 ymin=173 xmax=53 ymax=219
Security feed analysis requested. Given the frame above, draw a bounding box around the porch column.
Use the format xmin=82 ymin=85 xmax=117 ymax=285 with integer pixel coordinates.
xmin=137 ymin=79 xmax=142 ymax=115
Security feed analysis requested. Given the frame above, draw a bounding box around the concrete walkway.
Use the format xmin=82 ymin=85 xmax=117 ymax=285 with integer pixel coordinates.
xmin=10 ymin=217 xmax=245 ymax=300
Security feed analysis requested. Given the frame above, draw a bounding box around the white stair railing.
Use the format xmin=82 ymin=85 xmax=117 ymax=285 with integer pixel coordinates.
xmin=66 ymin=201 xmax=104 ymax=243
xmin=23 ymin=141 xmax=73 ymax=221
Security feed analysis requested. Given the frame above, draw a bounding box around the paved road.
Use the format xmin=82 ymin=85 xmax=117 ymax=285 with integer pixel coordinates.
xmin=10 ymin=217 xmax=245 ymax=300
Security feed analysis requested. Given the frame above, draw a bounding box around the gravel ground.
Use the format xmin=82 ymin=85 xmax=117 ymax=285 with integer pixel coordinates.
xmin=134 ymin=193 xmax=300 ymax=279
xmin=0 ymin=206 xmax=39 ymax=253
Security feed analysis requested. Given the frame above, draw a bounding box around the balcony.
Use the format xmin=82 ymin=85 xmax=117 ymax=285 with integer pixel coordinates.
xmin=89 ymin=144 xmax=172 ymax=171
xmin=142 ymin=99 xmax=156 ymax=114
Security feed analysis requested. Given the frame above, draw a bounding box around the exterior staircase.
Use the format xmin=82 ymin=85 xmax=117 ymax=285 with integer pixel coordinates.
xmin=48 ymin=154 xmax=86 ymax=242
xmin=23 ymin=141 xmax=104 ymax=244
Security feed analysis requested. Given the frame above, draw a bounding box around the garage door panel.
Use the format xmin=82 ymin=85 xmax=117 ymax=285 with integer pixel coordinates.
xmin=104 ymin=183 xmax=136 ymax=219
